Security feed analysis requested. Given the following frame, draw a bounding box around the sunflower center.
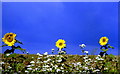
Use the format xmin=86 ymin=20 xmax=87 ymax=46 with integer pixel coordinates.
xmin=59 ymin=43 xmax=63 ymax=46
xmin=7 ymin=37 xmax=13 ymax=42
xmin=102 ymin=38 xmax=106 ymax=42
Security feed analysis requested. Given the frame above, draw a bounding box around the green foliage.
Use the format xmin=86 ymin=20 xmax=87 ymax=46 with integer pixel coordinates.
xmin=108 ymin=45 xmax=114 ymax=49
xmin=2 ymin=54 xmax=119 ymax=73
xmin=8 ymin=53 xmax=17 ymax=58
xmin=0 ymin=44 xmax=8 ymax=47
xmin=16 ymin=63 xmax=25 ymax=72
xmin=16 ymin=40 xmax=23 ymax=45
xmin=102 ymin=49 xmax=108 ymax=52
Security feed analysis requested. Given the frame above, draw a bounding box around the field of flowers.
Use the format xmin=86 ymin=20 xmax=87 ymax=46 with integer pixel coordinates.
xmin=0 ymin=33 xmax=119 ymax=73
xmin=0 ymin=53 xmax=119 ymax=73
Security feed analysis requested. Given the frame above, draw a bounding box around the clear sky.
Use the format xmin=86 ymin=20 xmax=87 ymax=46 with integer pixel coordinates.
xmin=2 ymin=2 xmax=118 ymax=55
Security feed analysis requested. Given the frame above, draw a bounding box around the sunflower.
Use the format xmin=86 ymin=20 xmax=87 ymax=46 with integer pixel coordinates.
xmin=56 ymin=39 xmax=66 ymax=49
xmin=99 ymin=37 xmax=109 ymax=46
xmin=2 ymin=33 xmax=16 ymax=46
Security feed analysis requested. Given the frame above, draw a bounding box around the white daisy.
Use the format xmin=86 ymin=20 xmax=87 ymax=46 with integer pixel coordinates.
xmin=26 ymin=65 xmax=31 ymax=67
xmin=52 ymin=49 xmax=55 ymax=51
xmin=57 ymin=59 xmax=62 ymax=63
xmin=79 ymin=44 xmax=86 ymax=48
xmin=6 ymin=53 xmax=10 ymax=56
xmin=27 ymin=68 xmax=32 ymax=70
xmin=30 ymin=61 xmax=35 ymax=64
xmin=84 ymin=51 xmax=88 ymax=54
xmin=56 ymin=69 xmax=61 ymax=72
xmin=44 ymin=52 xmax=48 ymax=55
xmin=25 ymin=70 xmax=29 ymax=73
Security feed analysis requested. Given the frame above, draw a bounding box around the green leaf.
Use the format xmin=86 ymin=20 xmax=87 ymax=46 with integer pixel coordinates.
xmin=8 ymin=53 xmax=17 ymax=58
xmin=0 ymin=44 xmax=8 ymax=47
xmin=108 ymin=45 xmax=114 ymax=49
xmin=15 ymin=46 xmax=26 ymax=51
xmin=16 ymin=63 xmax=24 ymax=72
xmin=102 ymin=49 xmax=108 ymax=52
xmin=109 ymin=54 xmax=115 ymax=58
xmin=16 ymin=40 xmax=23 ymax=45
xmin=105 ymin=62 xmax=111 ymax=68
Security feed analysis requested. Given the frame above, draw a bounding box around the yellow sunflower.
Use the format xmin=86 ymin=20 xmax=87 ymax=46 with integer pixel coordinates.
xmin=56 ymin=39 xmax=66 ymax=49
xmin=99 ymin=37 xmax=109 ymax=46
xmin=2 ymin=33 xmax=16 ymax=46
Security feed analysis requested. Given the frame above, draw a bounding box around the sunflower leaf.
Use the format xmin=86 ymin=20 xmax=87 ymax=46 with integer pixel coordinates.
xmin=102 ymin=49 xmax=108 ymax=52
xmin=15 ymin=46 xmax=26 ymax=51
xmin=108 ymin=45 xmax=114 ymax=49
xmin=0 ymin=44 xmax=8 ymax=47
xmin=16 ymin=40 xmax=23 ymax=45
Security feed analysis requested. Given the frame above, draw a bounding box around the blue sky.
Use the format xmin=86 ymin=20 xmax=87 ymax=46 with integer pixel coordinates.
xmin=2 ymin=2 xmax=118 ymax=55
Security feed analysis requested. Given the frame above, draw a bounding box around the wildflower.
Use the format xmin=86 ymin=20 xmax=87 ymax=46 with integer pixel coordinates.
xmin=56 ymin=39 xmax=66 ymax=49
xmin=1 ymin=62 xmax=4 ymax=65
xmin=79 ymin=44 xmax=86 ymax=48
xmin=37 ymin=53 xmax=42 ymax=56
xmin=26 ymin=65 xmax=31 ymax=67
xmin=84 ymin=51 xmax=88 ymax=54
xmin=37 ymin=57 xmax=41 ymax=60
xmin=54 ymin=65 xmax=58 ymax=69
xmin=39 ymin=54 xmax=43 ymax=56
xmin=31 ymin=64 xmax=35 ymax=66
xmin=2 ymin=33 xmax=16 ymax=46
xmin=62 ymin=64 xmax=64 ymax=66
xmin=48 ymin=55 xmax=55 ymax=57
xmin=86 ymin=62 xmax=91 ymax=65
xmin=27 ymin=68 xmax=32 ymax=70
xmin=104 ymin=67 xmax=108 ymax=70
xmin=83 ymin=71 xmax=86 ymax=72
xmin=84 ymin=59 xmax=88 ymax=62
xmin=97 ymin=55 xmax=101 ymax=57
xmin=99 ymin=37 xmax=108 ymax=46
xmin=43 ymin=61 xmax=48 ymax=63
xmin=99 ymin=58 xmax=104 ymax=61
xmin=61 ymin=67 xmax=64 ymax=69
xmin=57 ymin=59 xmax=62 ymax=63
xmin=35 ymin=68 xmax=38 ymax=70
xmin=47 ymin=58 xmax=51 ymax=62
xmin=60 ymin=50 xmax=66 ymax=54
xmin=43 ymin=65 xmax=49 ymax=68
xmin=37 ymin=53 xmax=40 ymax=55
xmin=84 ymin=67 xmax=88 ymax=70
xmin=93 ymin=69 xmax=100 ymax=72
xmin=56 ymin=69 xmax=61 ymax=72
xmin=49 ymin=68 xmax=52 ymax=71
xmin=94 ymin=61 xmax=97 ymax=62
xmin=8 ymin=66 xmax=12 ymax=69
xmin=96 ymin=56 xmax=99 ymax=60
xmin=25 ymin=70 xmax=29 ymax=73
xmin=30 ymin=61 xmax=35 ymax=64
xmin=77 ymin=62 xmax=81 ymax=65
xmin=62 ymin=70 xmax=64 ymax=72
xmin=36 ymin=61 xmax=40 ymax=63
xmin=83 ymin=56 xmax=88 ymax=59
xmin=42 ymin=69 xmax=46 ymax=71
xmin=44 ymin=52 xmax=48 ymax=55
xmin=26 ymin=52 xmax=29 ymax=54
xmin=6 ymin=53 xmax=10 ymax=56
xmin=88 ymin=58 xmax=91 ymax=61
xmin=52 ymin=49 xmax=55 ymax=51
